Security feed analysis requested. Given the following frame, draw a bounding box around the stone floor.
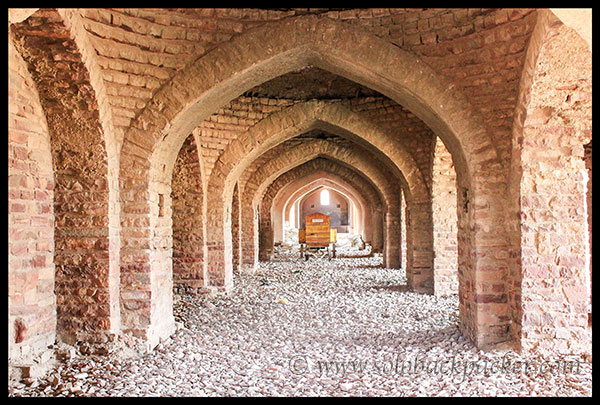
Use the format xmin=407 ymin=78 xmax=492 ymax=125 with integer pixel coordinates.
xmin=8 ymin=246 xmax=592 ymax=397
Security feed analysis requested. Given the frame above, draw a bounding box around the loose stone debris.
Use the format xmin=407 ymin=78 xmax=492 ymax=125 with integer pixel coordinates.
xmin=8 ymin=246 xmax=592 ymax=397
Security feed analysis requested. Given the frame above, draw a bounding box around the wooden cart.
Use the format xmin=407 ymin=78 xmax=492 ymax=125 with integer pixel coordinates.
xmin=298 ymin=212 xmax=337 ymax=260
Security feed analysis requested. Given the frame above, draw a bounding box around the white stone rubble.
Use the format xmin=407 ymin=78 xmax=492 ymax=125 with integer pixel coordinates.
xmin=8 ymin=245 xmax=592 ymax=397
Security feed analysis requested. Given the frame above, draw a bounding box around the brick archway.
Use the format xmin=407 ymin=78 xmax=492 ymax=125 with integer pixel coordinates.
xmin=10 ymin=10 xmax=121 ymax=348
xmin=296 ymin=186 xmax=359 ymax=233
xmin=214 ymin=101 xmax=432 ymax=288
xmin=271 ymin=166 xmax=380 ymax=242
xmin=260 ymin=167 xmax=378 ymax=261
xmin=129 ymin=14 xmax=500 ymax=188
xmin=237 ymin=139 xmax=401 ymax=274
xmin=218 ymin=101 xmax=427 ymax=206
xmin=263 ymin=180 xmax=366 ymax=262
xmin=508 ymin=11 xmax=592 ymax=355
xmin=281 ymin=178 xmax=374 ymax=240
xmin=286 ymin=183 xmax=364 ymax=236
xmin=118 ymin=13 xmax=509 ymax=349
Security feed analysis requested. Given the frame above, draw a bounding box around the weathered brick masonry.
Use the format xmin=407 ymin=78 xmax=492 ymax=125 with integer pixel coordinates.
xmin=432 ymin=137 xmax=459 ymax=297
xmin=9 ymin=40 xmax=56 ymax=362
xmin=508 ymin=11 xmax=592 ymax=355
xmin=172 ymin=134 xmax=205 ymax=292
xmin=8 ymin=9 xmax=592 ymax=370
xmin=11 ymin=10 xmax=121 ymax=350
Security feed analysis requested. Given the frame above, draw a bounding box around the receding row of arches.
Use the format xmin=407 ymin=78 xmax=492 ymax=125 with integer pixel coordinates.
xmin=9 ymin=9 xmax=591 ymax=366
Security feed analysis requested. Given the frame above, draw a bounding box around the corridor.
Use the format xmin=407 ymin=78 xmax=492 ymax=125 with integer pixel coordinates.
xmin=9 ymin=245 xmax=592 ymax=397
xmin=9 ymin=8 xmax=592 ymax=397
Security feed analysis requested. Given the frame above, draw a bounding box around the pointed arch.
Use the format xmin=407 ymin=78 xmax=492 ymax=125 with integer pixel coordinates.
xmin=118 ymin=13 xmax=508 ymax=349
xmin=260 ymin=162 xmax=382 ymax=261
xmin=11 ymin=9 xmax=121 ymax=346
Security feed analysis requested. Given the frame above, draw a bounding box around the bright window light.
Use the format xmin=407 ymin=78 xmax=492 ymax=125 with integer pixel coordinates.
xmin=320 ymin=189 xmax=330 ymax=205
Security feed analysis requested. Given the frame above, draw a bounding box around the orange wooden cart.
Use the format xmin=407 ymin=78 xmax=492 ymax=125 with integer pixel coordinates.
xmin=298 ymin=212 xmax=337 ymax=260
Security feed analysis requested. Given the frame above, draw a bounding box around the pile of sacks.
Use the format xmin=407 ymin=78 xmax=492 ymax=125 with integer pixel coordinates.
xmin=279 ymin=226 xmax=365 ymax=250
xmin=336 ymin=233 xmax=365 ymax=249
xmin=283 ymin=226 xmax=299 ymax=245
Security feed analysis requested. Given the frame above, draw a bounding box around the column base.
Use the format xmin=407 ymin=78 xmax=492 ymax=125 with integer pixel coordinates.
xmin=240 ymin=262 xmax=258 ymax=274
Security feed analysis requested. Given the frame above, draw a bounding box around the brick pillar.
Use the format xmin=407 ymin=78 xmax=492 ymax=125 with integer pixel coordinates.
xmin=456 ymin=173 xmax=512 ymax=349
xmin=150 ymin=190 xmax=176 ymax=346
xmin=294 ymin=201 xmax=301 ymax=229
xmin=362 ymin=209 xmax=372 ymax=247
xmin=231 ymin=183 xmax=242 ymax=273
xmin=272 ymin=202 xmax=284 ymax=245
xmin=408 ymin=201 xmax=434 ymax=294
xmin=405 ymin=201 xmax=414 ymax=287
xmin=12 ymin=18 xmax=121 ymax=347
xmin=432 ymin=137 xmax=459 ymax=297
xmin=584 ymin=142 xmax=591 ymax=325
xmin=205 ymin=192 xmax=233 ymax=292
xmin=385 ymin=212 xmax=401 ymax=269
xmin=518 ymin=110 xmax=591 ymax=355
xmin=521 ymin=140 xmax=590 ymax=352
xmin=371 ymin=206 xmax=384 ymax=254
xmin=512 ymin=22 xmax=591 ymax=355
xmin=172 ymin=135 xmax=204 ymax=292
xmin=401 ymin=191 xmax=408 ymax=270
xmin=9 ymin=42 xmax=56 ymax=361
xmin=258 ymin=214 xmax=274 ymax=262
xmin=240 ymin=203 xmax=258 ymax=273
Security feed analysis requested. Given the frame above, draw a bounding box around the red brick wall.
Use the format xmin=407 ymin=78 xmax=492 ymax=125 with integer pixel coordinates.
xmin=8 ymin=41 xmax=56 ymax=361
xmin=172 ymin=134 xmax=205 ymax=291
xmin=8 ymin=9 xmax=591 ymax=357
xmin=515 ymin=21 xmax=592 ymax=355
xmin=432 ymin=137 xmax=459 ymax=297
xmin=231 ymin=183 xmax=242 ymax=273
xmin=12 ymin=10 xmax=121 ymax=347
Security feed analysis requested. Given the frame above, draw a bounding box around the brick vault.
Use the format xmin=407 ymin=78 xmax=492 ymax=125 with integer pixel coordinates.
xmin=8 ymin=8 xmax=592 ymax=385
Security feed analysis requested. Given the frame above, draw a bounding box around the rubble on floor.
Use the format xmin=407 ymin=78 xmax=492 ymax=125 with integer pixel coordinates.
xmin=8 ymin=246 xmax=592 ymax=397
